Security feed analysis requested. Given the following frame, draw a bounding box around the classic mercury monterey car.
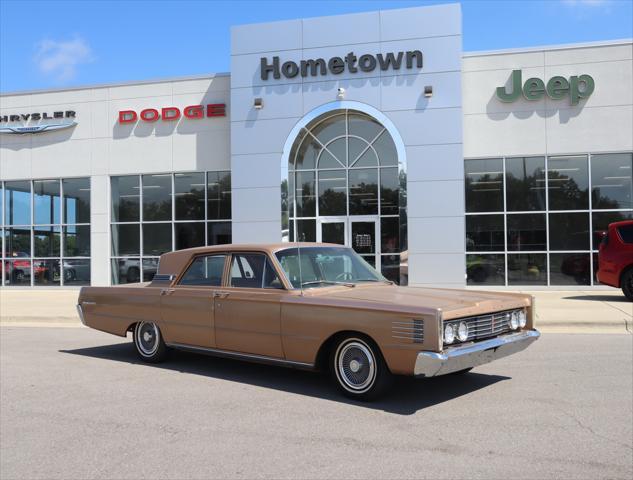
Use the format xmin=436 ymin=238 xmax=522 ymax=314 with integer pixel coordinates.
xmin=77 ymin=244 xmax=540 ymax=400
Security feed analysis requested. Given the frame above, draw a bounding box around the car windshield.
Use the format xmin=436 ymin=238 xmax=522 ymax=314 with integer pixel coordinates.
xmin=275 ymin=246 xmax=387 ymax=289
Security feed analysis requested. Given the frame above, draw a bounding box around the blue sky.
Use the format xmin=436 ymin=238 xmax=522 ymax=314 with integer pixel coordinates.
xmin=1 ymin=0 xmax=631 ymax=93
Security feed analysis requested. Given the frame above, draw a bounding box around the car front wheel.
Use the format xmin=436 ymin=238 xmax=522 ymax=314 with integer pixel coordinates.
xmin=622 ymin=269 xmax=633 ymax=301
xmin=133 ymin=321 xmax=167 ymax=363
xmin=330 ymin=335 xmax=392 ymax=401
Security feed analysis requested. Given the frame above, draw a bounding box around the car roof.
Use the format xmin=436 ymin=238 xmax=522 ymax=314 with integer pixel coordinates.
xmin=157 ymin=242 xmax=343 ymax=276
xmin=610 ymin=220 xmax=633 ymax=228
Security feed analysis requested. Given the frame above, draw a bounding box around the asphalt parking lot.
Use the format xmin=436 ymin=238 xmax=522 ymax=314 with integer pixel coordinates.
xmin=1 ymin=327 xmax=632 ymax=480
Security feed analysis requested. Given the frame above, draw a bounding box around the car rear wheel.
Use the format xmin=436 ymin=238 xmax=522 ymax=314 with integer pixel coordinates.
xmin=133 ymin=321 xmax=167 ymax=363
xmin=622 ymin=269 xmax=633 ymax=301
xmin=330 ymin=335 xmax=392 ymax=401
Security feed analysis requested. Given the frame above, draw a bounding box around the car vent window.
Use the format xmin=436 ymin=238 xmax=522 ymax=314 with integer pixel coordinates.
xmin=230 ymin=253 xmax=282 ymax=289
xmin=179 ymin=255 xmax=226 ymax=286
xmin=617 ymin=225 xmax=633 ymax=244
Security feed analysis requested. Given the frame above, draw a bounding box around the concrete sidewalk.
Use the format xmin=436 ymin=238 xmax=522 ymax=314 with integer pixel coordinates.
xmin=1 ymin=288 xmax=631 ymax=333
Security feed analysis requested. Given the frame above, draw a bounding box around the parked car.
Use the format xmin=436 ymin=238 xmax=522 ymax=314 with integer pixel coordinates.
xmin=597 ymin=220 xmax=633 ymax=301
xmin=78 ymin=243 xmax=540 ymax=401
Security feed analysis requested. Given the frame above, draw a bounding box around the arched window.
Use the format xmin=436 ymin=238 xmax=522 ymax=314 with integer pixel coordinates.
xmin=282 ymin=109 xmax=407 ymax=284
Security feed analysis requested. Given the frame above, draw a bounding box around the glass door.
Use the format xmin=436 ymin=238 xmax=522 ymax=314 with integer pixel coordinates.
xmin=350 ymin=218 xmax=379 ymax=270
xmin=318 ymin=217 xmax=380 ymax=271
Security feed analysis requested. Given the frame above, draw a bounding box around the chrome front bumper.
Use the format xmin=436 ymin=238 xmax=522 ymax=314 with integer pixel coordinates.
xmin=414 ymin=329 xmax=540 ymax=377
xmin=76 ymin=304 xmax=87 ymax=326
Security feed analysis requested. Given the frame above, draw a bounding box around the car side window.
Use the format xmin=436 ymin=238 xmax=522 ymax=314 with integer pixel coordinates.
xmin=617 ymin=225 xmax=633 ymax=244
xmin=230 ymin=253 xmax=283 ymax=289
xmin=179 ymin=255 xmax=226 ymax=286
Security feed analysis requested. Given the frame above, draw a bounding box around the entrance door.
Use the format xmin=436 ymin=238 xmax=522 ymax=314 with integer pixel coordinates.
xmin=317 ymin=217 xmax=380 ymax=271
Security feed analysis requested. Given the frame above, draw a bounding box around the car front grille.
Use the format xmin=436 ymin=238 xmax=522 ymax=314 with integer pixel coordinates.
xmin=444 ymin=309 xmax=519 ymax=345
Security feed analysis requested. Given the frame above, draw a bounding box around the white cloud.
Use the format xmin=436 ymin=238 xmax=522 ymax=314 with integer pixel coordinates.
xmin=33 ymin=36 xmax=94 ymax=83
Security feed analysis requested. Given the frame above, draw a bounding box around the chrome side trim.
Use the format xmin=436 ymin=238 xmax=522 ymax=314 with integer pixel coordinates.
xmin=414 ymin=329 xmax=540 ymax=377
xmin=165 ymin=343 xmax=315 ymax=370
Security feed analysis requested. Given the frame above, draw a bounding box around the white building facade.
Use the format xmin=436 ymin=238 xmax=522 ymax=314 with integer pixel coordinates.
xmin=1 ymin=4 xmax=631 ymax=289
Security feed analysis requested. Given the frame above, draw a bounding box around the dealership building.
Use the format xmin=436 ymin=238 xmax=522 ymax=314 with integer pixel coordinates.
xmin=1 ymin=3 xmax=631 ymax=289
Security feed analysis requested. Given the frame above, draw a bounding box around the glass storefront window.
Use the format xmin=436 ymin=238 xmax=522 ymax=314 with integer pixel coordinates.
xmin=549 ymin=253 xmax=591 ymax=286
xmin=174 ymin=173 xmax=205 ymax=221
xmin=4 ymin=181 xmax=31 ymax=225
xmin=507 ymin=254 xmax=547 ymax=285
xmin=63 ymin=178 xmax=91 ymax=224
xmin=507 ymin=214 xmax=546 ymax=251
xmin=591 ymin=153 xmax=632 ymax=210
xmin=34 ymin=180 xmax=61 ymax=225
xmin=110 ymin=172 xmax=232 ymax=284
xmin=143 ymin=223 xmax=172 ymax=256
xmin=549 ymin=212 xmax=589 ymax=251
xmin=349 ymin=169 xmax=378 ymax=215
xmin=295 ymin=171 xmax=316 ymax=217
xmin=466 ymin=254 xmax=505 ymax=285
xmin=111 ymin=224 xmax=140 ymax=256
xmin=1 ymin=178 xmax=90 ymax=287
xmin=318 ymin=170 xmax=347 ymax=216
xmin=111 ymin=176 xmax=139 ymax=222
xmin=207 ymin=222 xmax=232 ymax=245
xmin=380 ymin=168 xmax=399 ymax=216
xmin=505 ymin=156 xmax=545 ymax=211
xmin=175 ymin=222 xmax=205 ymax=250
xmin=34 ymin=226 xmax=61 ymax=257
xmin=63 ymin=225 xmax=91 ymax=257
xmin=465 ymin=158 xmax=503 ymax=213
xmin=207 ymin=171 xmax=231 ymax=220
xmin=547 ymin=155 xmax=589 ymax=210
xmin=142 ymin=174 xmax=172 ymax=221
xmin=63 ymin=259 xmax=90 ymax=285
xmin=295 ymin=219 xmax=316 ymax=242
xmin=466 ymin=215 xmax=504 ymax=252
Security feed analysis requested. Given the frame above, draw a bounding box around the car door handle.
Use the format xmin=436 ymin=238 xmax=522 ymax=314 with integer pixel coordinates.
xmin=160 ymin=288 xmax=175 ymax=296
xmin=213 ymin=291 xmax=230 ymax=299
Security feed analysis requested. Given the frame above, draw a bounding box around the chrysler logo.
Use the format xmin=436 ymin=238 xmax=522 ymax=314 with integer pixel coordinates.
xmin=0 ymin=122 xmax=77 ymax=134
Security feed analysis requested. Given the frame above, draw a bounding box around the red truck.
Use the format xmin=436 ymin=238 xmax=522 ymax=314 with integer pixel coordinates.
xmin=597 ymin=220 xmax=633 ymax=301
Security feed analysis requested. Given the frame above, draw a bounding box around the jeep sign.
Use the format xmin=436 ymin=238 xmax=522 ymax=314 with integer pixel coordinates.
xmin=496 ymin=70 xmax=595 ymax=106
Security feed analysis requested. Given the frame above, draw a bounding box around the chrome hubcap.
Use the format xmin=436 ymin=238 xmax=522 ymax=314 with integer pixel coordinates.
xmin=336 ymin=340 xmax=376 ymax=393
xmin=136 ymin=322 xmax=159 ymax=356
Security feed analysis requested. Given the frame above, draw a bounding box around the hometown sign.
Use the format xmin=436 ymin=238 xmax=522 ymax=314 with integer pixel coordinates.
xmin=496 ymin=70 xmax=595 ymax=106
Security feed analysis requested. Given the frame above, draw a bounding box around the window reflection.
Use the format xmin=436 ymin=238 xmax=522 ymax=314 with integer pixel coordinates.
xmin=207 ymin=171 xmax=231 ymax=220
xmin=505 ymin=157 xmax=545 ymax=211
xmin=465 ymin=158 xmax=503 ymax=212
xmin=466 ymin=215 xmax=504 ymax=251
xmin=507 ymin=214 xmax=546 ymax=251
xmin=111 ymin=176 xmax=139 ymax=222
xmin=548 ymin=155 xmax=589 ymax=210
xmin=34 ymin=180 xmax=61 ymax=225
xmin=466 ymin=254 xmax=505 ymax=285
xmin=591 ymin=153 xmax=632 ymax=209
xmin=349 ymin=169 xmax=378 ymax=215
xmin=142 ymin=174 xmax=172 ymax=221
xmin=549 ymin=212 xmax=589 ymax=251
xmin=550 ymin=253 xmax=590 ymax=285
xmin=4 ymin=181 xmax=31 ymax=225
xmin=62 ymin=178 xmax=90 ymax=224
xmin=318 ymin=170 xmax=347 ymax=216
xmin=507 ymin=254 xmax=547 ymax=285
xmin=175 ymin=172 xmax=204 ymax=221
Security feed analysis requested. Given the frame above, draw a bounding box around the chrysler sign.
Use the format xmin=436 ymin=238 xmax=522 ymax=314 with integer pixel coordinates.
xmin=0 ymin=110 xmax=77 ymax=135
xmin=260 ymin=50 xmax=423 ymax=80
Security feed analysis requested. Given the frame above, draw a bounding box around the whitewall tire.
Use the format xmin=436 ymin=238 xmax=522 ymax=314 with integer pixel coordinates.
xmin=133 ymin=321 xmax=167 ymax=363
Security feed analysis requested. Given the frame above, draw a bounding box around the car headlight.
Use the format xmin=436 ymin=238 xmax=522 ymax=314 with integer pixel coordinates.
xmin=509 ymin=311 xmax=519 ymax=330
xmin=518 ymin=310 xmax=527 ymax=328
xmin=457 ymin=321 xmax=469 ymax=342
xmin=444 ymin=323 xmax=455 ymax=344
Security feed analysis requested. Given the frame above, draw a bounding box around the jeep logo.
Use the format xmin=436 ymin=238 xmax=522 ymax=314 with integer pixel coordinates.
xmin=496 ymin=70 xmax=595 ymax=106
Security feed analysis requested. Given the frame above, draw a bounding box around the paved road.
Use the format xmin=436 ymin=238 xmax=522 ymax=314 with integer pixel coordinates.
xmin=1 ymin=327 xmax=631 ymax=480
